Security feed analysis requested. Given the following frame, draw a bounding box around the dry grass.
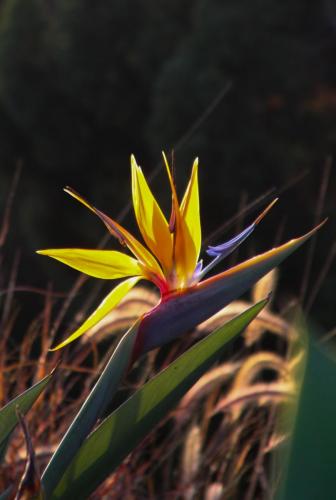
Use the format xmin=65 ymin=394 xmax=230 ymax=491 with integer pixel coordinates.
xmin=0 ymin=165 xmax=332 ymax=499
xmin=0 ymin=272 xmax=301 ymax=499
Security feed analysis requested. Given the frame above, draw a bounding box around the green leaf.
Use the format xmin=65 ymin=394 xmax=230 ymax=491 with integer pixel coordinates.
xmin=271 ymin=310 xmax=308 ymax=495
xmin=276 ymin=337 xmax=336 ymax=500
xmin=0 ymin=436 xmax=10 ymax=464
xmin=42 ymin=319 xmax=141 ymax=497
xmin=0 ymin=370 xmax=54 ymax=449
xmin=52 ymin=298 xmax=268 ymax=499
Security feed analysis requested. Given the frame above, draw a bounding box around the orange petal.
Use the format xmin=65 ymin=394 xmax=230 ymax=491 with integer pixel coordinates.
xmin=180 ymin=157 xmax=201 ymax=263
xmin=63 ymin=187 xmax=165 ymax=286
xmin=131 ymin=156 xmax=173 ymax=273
xmin=162 ymin=153 xmax=198 ymax=287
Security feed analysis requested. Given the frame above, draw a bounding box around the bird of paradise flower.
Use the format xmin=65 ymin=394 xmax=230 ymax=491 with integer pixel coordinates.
xmin=37 ymin=153 xmax=324 ymax=355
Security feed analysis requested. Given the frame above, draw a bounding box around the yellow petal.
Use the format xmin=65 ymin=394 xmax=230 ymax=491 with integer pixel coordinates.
xmin=37 ymin=248 xmax=143 ymax=279
xmin=131 ymin=156 xmax=173 ymax=273
xmin=50 ymin=276 xmax=141 ymax=350
xmin=162 ymin=151 xmax=179 ymax=209
xmin=180 ymin=157 xmax=201 ymax=262
xmin=162 ymin=152 xmax=197 ymax=287
xmin=63 ymin=187 xmax=165 ymax=285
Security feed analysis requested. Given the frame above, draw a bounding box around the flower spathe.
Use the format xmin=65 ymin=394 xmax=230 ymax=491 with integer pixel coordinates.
xmin=37 ymin=153 xmax=325 ymax=351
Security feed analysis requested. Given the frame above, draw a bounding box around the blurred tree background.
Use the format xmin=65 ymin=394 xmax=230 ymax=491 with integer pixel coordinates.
xmin=0 ymin=0 xmax=335 ymax=327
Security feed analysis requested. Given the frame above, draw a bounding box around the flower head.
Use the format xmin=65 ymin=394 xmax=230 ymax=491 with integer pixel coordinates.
xmin=38 ymin=154 xmax=324 ymax=352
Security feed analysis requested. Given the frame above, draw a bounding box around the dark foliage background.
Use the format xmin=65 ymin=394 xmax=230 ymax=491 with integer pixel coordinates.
xmin=0 ymin=0 xmax=335 ymax=327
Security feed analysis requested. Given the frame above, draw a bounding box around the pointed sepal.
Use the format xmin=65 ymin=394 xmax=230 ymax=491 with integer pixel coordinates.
xmin=134 ymin=222 xmax=325 ymax=356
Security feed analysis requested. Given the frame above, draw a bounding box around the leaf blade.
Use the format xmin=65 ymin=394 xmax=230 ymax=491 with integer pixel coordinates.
xmin=276 ymin=336 xmax=336 ymax=500
xmin=52 ymin=299 xmax=267 ymax=499
xmin=42 ymin=319 xmax=141 ymax=497
xmin=0 ymin=370 xmax=54 ymax=449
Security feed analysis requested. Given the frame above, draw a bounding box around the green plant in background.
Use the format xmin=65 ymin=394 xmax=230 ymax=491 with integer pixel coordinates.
xmin=0 ymin=155 xmax=326 ymax=498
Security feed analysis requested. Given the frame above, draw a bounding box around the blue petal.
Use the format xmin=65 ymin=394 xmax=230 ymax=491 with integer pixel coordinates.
xmin=201 ymin=199 xmax=279 ymax=279
xmin=192 ymin=259 xmax=203 ymax=278
xmin=206 ymin=223 xmax=255 ymax=258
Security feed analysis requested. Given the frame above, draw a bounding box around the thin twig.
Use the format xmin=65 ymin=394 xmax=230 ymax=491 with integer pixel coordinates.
xmin=0 ymin=285 xmax=67 ymax=298
xmin=49 ymin=274 xmax=88 ymax=345
xmin=116 ymin=82 xmax=233 ymax=223
xmin=306 ymin=240 xmax=336 ymax=314
xmin=204 ymin=168 xmax=310 ymax=250
xmin=0 ymin=161 xmax=22 ymax=247
xmin=203 ymin=188 xmax=275 ymax=247
xmin=321 ymin=325 xmax=336 ymax=344
xmin=300 ymin=156 xmax=332 ymax=305
xmin=243 ymin=407 xmax=276 ymax=500
xmin=277 ymin=168 xmax=310 ymax=195
xmin=229 ymin=191 xmax=248 ymax=267
xmin=0 ymin=250 xmax=20 ymax=335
